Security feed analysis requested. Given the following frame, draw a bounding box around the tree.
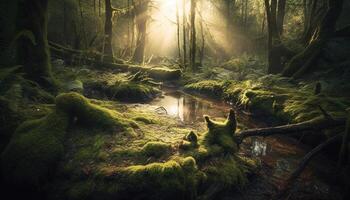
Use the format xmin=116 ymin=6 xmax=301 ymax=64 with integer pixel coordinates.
xmin=182 ymin=0 xmax=188 ymax=68
xmin=132 ymin=0 xmax=150 ymax=63
xmin=16 ymin=0 xmax=55 ymax=89
xmin=283 ymin=0 xmax=344 ymax=78
xmin=264 ymin=0 xmax=287 ymax=74
xmin=190 ymin=0 xmax=197 ymax=71
xmin=103 ymin=0 xmax=114 ymax=62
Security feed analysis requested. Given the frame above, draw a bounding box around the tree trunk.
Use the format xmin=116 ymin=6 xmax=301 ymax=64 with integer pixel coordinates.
xmin=103 ymin=0 xmax=114 ymax=62
xmin=276 ymin=0 xmax=286 ymax=35
xmin=176 ymin=0 xmax=182 ymax=65
xmin=265 ymin=0 xmax=284 ymax=74
xmin=16 ymin=0 xmax=55 ymax=89
xmin=283 ymin=0 xmax=344 ymax=78
xmin=133 ymin=0 xmax=149 ymax=63
xmin=190 ymin=0 xmax=197 ymax=71
xmin=182 ymin=0 xmax=188 ymax=69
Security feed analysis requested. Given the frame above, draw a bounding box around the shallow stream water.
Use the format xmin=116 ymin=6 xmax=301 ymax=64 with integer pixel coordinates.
xmin=148 ymin=88 xmax=340 ymax=200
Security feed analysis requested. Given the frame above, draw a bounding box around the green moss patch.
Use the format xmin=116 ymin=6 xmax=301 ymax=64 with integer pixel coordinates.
xmin=185 ymin=76 xmax=350 ymax=124
xmin=1 ymin=92 xmax=137 ymax=186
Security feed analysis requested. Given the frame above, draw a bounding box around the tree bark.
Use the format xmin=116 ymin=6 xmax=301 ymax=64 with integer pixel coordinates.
xmin=103 ymin=0 xmax=114 ymax=62
xmin=283 ymin=0 xmax=344 ymax=78
xmin=16 ymin=0 xmax=55 ymax=89
xmin=132 ymin=0 xmax=149 ymax=63
xmin=190 ymin=0 xmax=197 ymax=71
xmin=276 ymin=0 xmax=286 ymax=35
xmin=176 ymin=0 xmax=182 ymax=65
xmin=237 ymin=117 xmax=346 ymax=142
xmin=182 ymin=0 xmax=188 ymax=69
xmin=265 ymin=0 xmax=284 ymax=74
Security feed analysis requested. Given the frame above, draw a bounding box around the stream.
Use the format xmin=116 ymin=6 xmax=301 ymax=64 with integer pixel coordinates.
xmin=148 ymin=88 xmax=341 ymax=200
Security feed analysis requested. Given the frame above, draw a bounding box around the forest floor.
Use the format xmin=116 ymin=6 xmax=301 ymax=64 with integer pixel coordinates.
xmin=1 ymin=58 xmax=348 ymax=199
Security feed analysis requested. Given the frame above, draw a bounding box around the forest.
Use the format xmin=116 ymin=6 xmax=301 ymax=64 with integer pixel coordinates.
xmin=0 ymin=0 xmax=350 ymax=199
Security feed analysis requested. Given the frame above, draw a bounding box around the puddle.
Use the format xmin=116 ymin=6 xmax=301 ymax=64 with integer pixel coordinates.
xmin=148 ymin=88 xmax=339 ymax=199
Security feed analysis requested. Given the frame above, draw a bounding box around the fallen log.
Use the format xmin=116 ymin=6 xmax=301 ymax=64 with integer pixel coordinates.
xmin=49 ymin=42 xmax=182 ymax=81
xmin=236 ymin=117 xmax=346 ymax=143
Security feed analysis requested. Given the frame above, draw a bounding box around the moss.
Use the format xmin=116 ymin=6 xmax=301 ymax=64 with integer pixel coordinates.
xmin=1 ymin=92 xmax=138 ymax=186
xmin=1 ymin=109 xmax=70 ymax=186
xmin=56 ymin=92 xmax=133 ymax=130
xmin=203 ymin=157 xmax=248 ymax=189
xmin=185 ymin=80 xmax=226 ymax=98
xmin=108 ymin=82 xmax=160 ymax=102
xmin=128 ymin=66 xmax=181 ymax=81
xmin=132 ymin=116 xmax=155 ymax=124
xmin=201 ymin=109 xmax=238 ymax=154
xmin=86 ymin=79 xmax=160 ymax=102
xmin=98 ymin=159 xmax=199 ymax=200
xmin=141 ymin=141 xmax=172 ymax=158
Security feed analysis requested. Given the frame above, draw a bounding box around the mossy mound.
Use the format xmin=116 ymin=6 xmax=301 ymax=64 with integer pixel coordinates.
xmin=201 ymin=109 xmax=238 ymax=154
xmin=107 ymin=82 xmax=160 ymax=102
xmin=85 ymin=80 xmax=160 ymax=102
xmin=184 ymin=80 xmax=227 ymax=98
xmin=202 ymin=157 xmax=248 ymax=189
xmin=56 ymin=92 xmax=133 ymax=130
xmin=1 ymin=109 xmax=70 ymax=186
xmin=1 ymin=92 xmax=136 ymax=187
xmin=141 ymin=141 xmax=172 ymax=158
xmin=129 ymin=66 xmax=182 ymax=81
xmin=100 ymin=158 xmax=199 ymax=200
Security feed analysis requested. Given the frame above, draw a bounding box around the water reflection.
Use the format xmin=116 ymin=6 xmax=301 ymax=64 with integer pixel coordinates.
xmin=251 ymin=139 xmax=268 ymax=156
xmin=150 ymin=89 xmax=230 ymax=123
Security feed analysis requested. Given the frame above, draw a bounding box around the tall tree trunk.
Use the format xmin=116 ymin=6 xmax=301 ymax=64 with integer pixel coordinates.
xmin=190 ymin=0 xmax=197 ymax=71
xmin=265 ymin=0 xmax=283 ymax=74
xmin=133 ymin=0 xmax=149 ymax=63
xmin=276 ymin=0 xmax=286 ymax=35
xmin=176 ymin=0 xmax=182 ymax=66
xmin=183 ymin=0 xmax=188 ymax=69
xmin=103 ymin=0 xmax=114 ymax=62
xmin=16 ymin=0 xmax=55 ymax=89
xmin=78 ymin=0 xmax=88 ymax=48
xmin=283 ymin=0 xmax=344 ymax=78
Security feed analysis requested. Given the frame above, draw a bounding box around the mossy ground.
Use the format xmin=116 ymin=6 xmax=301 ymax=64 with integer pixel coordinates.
xmin=185 ymin=75 xmax=350 ymax=124
xmin=43 ymin=100 xmax=256 ymax=199
xmin=52 ymin=64 xmax=161 ymax=102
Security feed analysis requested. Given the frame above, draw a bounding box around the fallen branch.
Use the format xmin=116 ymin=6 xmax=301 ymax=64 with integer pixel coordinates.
xmin=275 ymin=133 xmax=343 ymax=199
xmin=237 ymin=117 xmax=346 ymax=143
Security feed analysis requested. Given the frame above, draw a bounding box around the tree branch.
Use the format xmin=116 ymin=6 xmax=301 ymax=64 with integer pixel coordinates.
xmin=236 ymin=117 xmax=346 ymax=143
